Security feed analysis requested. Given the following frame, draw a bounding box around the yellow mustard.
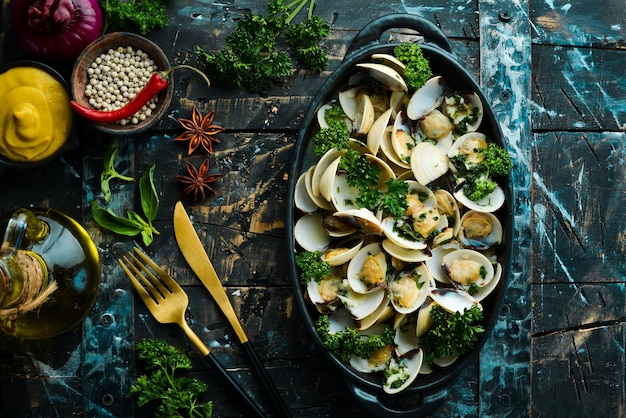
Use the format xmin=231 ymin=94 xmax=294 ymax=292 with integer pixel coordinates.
xmin=0 ymin=66 xmax=73 ymax=162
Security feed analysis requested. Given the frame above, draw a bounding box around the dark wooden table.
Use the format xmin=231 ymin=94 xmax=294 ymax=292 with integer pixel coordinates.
xmin=1 ymin=1 xmax=624 ymax=417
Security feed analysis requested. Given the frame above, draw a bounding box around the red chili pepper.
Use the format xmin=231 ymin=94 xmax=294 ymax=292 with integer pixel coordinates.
xmin=69 ymin=65 xmax=211 ymax=124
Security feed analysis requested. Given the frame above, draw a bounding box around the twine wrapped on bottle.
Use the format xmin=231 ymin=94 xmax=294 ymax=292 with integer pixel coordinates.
xmin=0 ymin=250 xmax=57 ymax=332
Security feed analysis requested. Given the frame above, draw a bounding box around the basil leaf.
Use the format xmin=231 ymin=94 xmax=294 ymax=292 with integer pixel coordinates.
xmin=139 ymin=161 xmax=158 ymax=222
xmin=90 ymin=200 xmax=142 ymax=236
xmin=101 ymin=141 xmax=134 ymax=202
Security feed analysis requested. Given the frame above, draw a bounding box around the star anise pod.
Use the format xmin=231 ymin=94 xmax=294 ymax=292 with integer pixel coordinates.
xmin=175 ymin=159 xmax=223 ymax=202
xmin=175 ymin=106 xmax=224 ymax=155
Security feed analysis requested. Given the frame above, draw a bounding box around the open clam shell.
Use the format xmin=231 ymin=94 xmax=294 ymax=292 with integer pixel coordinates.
xmin=383 ymin=349 xmax=424 ymax=394
xmin=367 ymin=108 xmax=393 ymax=155
xmin=306 ymin=273 xmax=344 ymax=306
xmin=339 ymin=287 xmax=387 ymax=320
xmin=407 ymin=76 xmax=445 ymax=121
xmin=347 ymin=242 xmax=388 ymax=293
xmin=441 ymin=248 xmax=495 ymax=291
xmin=321 ymin=237 xmax=365 ymax=266
xmin=356 ymin=62 xmax=408 ymax=92
xmin=294 ymin=171 xmax=320 ymax=213
xmin=389 ymin=264 xmax=431 ymax=315
xmin=425 ymin=242 xmax=460 ymax=284
xmin=391 ymin=111 xmax=415 ymax=165
xmin=459 ymin=210 xmax=503 ymax=250
xmin=429 ymin=288 xmax=481 ymax=314
xmin=294 ymin=213 xmax=332 ymax=252
xmin=382 ymin=239 xmax=431 ymax=263
xmin=442 ymin=92 xmax=483 ymax=133
xmin=411 ymin=141 xmax=450 ymax=186
xmin=334 ymin=208 xmax=384 ymax=235
xmin=371 ymin=53 xmax=406 ymax=76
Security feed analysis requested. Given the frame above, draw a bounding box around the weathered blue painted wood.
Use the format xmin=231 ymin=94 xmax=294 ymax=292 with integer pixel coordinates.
xmin=477 ymin=0 xmax=532 ymax=417
xmin=530 ymin=0 xmax=626 ymax=48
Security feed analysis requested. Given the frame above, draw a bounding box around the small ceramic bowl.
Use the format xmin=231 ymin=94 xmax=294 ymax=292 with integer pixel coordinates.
xmin=70 ymin=32 xmax=174 ymax=135
xmin=0 ymin=60 xmax=78 ymax=173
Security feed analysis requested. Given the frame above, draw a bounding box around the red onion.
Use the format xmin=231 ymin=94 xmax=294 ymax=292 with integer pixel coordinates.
xmin=11 ymin=0 xmax=104 ymax=64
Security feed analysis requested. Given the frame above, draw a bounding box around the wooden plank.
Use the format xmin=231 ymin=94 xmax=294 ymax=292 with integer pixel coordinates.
xmin=531 ymin=325 xmax=625 ymax=418
xmin=532 ymin=283 xmax=626 ymax=335
xmin=530 ymin=0 xmax=626 ymax=48
xmin=532 ymin=46 xmax=626 ymax=132
xmin=531 ymin=132 xmax=626 ymax=285
xmin=478 ymin=1 xmax=533 ymax=417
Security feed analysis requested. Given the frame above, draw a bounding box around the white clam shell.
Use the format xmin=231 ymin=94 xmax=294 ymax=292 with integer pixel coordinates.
xmin=367 ymin=108 xmax=392 ymax=155
xmin=407 ymin=76 xmax=445 ymax=120
xmin=294 ymin=171 xmax=319 ymax=213
xmin=382 ymin=239 xmax=431 ymax=263
xmin=307 ymin=274 xmax=343 ymax=305
xmin=338 ymin=85 xmax=363 ymax=120
xmin=311 ymin=148 xmax=344 ymax=198
xmin=459 ymin=210 xmax=503 ymax=250
xmin=304 ymin=166 xmax=333 ymax=211
xmin=441 ymin=248 xmax=495 ymax=290
xmin=371 ymin=53 xmax=406 ymax=76
xmin=383 ymin=349 xmax=424 ymax=394
xmin=340 ymin=286 xmax=387 ymax=320
xmin=389 ymin=264 xmax=431 ymax=315
xmin=334 ymin=208 xmax=383 ymax=235
xmin=357 ymin=291 xmax=392 ymax=331
xmin=347 ymin=242 xmax=387 ymax=294
xmin=394 ymin=314 xmax=419 ymax=356
xmin=454 ymin=185 xmax=506 ymax=213
xmin=430 ymin=288 xmax=482 ymax=314
xmin=425 ymin=242 xmax=461 ymax=284
xmin=411 ymin=141 xmax=450 ymax=186
xmin=381 ymin=217 xmax=428 ymax=250
xmin=321 ymin=238 xmax=364 ymax=266
xmin=356 ymin=62 xmax=408 ymax=92
xmin=442 ymin=92 xmax=483 ymax=133
xmin=391 ymin=111 xmax=415 ymax=165
xmin=294 ymin=213 xmax=332 ymax=252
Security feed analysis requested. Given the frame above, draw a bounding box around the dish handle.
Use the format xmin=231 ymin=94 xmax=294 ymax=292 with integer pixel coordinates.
xmin=345 ymin=13 xmax=455 ymax=60
xmin=344 ymin=378 xmax=452 ymax=417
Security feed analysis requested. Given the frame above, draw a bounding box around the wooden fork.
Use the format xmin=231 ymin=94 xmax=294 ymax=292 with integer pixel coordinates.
xmin=118 ymin=247 xmax=266 ymax=418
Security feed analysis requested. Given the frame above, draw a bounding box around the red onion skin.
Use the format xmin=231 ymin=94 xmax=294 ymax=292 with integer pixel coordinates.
xmin=11 ymin=0 xmax=104 ymax=64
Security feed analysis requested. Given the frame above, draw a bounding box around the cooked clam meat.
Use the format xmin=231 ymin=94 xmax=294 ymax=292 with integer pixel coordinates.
xmin=412 ymin=206 xmax=441 ymax=238
xmin=458 ymin=134 xmax=488 ymax=165
xmin=420 ymin=109 xmax=453 ymax=140
xmin=359 ymin=252 xmax=387 ymax=289
xmin=462 ymin=212 xmax=492 ymax=239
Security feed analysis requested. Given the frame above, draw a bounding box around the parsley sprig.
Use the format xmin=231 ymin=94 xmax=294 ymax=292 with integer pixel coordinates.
xmin=196 ymin=0 xmax=330 ymax=92
xmin=295 ymin=250 xmax=330 ymax=283
xmin=315 ymin=315 xmax=395 ymax=363
xmin=102 ymin=0 xmax=169 ymax=34
xmin=419 ymin=304 xmax=485 ymax=362
xmin=130 ymin=338 xmax=213 ymax=418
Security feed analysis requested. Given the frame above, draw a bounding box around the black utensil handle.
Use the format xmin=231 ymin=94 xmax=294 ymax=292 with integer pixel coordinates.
xmin=345 ymin=13 xmax=455 ymax=59
xmin=242 ymin=341 xmax=292 ymax=418
xmin=204 ymin=352 xmax=267 ymax=418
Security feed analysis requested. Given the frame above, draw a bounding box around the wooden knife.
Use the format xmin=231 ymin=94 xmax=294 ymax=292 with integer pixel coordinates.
xmin=173 ymin=201 xmax=291 ymax=418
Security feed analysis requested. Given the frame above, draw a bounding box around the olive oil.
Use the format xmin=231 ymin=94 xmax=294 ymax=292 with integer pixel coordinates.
xmin=0 ymin=208 xmax=100 ymax=339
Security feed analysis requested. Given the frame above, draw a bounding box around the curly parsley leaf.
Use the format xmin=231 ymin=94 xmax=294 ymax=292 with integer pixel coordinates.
xmin=102 ymin=0 xmax=169 ymax=35
xmin=419 ymin=304 xmax=485 ymax=363
xmin=295 ymin=251 xmax=330 ymax=283
xmin=130 ymin=338 xmax=213 ymax=418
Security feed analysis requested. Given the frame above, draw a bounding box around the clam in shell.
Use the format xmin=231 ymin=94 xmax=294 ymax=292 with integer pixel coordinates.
xmin=389 ymin=264 xmax=431 ymax=315
xmin=459 ymin=210 xmax=503 ymax=250
xmin=382 ymin=349 xmax=424 ymax=394
xmin=441 ymin=248 xmax=495 ymax=292
xmin=407 ymin=76 xmax=445 ymax=121
xmin=442 ymin=92 xmax=483 ymax=133
xmin=356 ymin=62 xmax=408 ymax=92
xmin=347 ymin=242 xmax=388 ymax=293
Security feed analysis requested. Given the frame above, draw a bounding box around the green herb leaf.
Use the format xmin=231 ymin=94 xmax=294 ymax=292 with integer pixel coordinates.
xmin=195 ymin=0 xmax=329 ymax=92
xmin=102 ymin=0 xmax=169 ymax=35
xmin=295 ymin=251 xmax=330 ymax=283
xmin=419 ymin=304 xmax=485 ymax=362
xmin=101 ymin=141 xmax=134 ymax=203
xmin=90 ymin=200 xmax=142 ymax=236
xmin=139 ymin=161 xmax=158 ymax=222
xmin=131 ymin=338 xmax=213 ymax=418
